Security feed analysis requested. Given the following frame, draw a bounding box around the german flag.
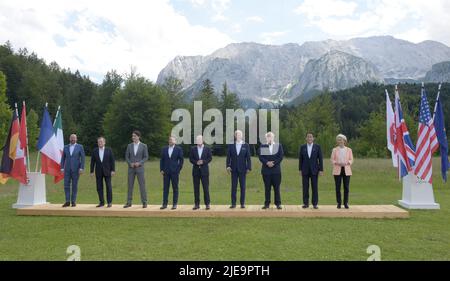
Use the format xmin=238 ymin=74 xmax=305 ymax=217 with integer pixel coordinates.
xmin=0 ymin=110 xmax=19 ymax=184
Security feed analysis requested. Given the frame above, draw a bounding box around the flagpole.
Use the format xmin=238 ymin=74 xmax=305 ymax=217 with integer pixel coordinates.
xmin=35 ymin=102 xmax=48 ymax=173
xmin=433 ymin=83 xmax=442 ymax=114
xmin=23 ymin=101 xmax=31 ymax=173
xmin=395 ymin=84 xmax=400 ymax=181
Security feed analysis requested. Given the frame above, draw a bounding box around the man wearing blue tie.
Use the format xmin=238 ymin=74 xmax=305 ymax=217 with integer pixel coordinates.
xmin=60 ymin=134 xmax=85 ymax=207
xmin=226 ymin=130 xmax=251 ymax=208
xmin=160 ymin=136 xmax=184 ymax=210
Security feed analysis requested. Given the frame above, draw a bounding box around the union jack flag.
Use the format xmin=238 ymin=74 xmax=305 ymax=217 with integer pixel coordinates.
xmin=394 ymin=88 xmax=416 ymax=179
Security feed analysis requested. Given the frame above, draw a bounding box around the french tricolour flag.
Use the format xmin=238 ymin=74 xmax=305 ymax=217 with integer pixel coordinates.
xmin=37 ymin=106 xmax=63 ymax=183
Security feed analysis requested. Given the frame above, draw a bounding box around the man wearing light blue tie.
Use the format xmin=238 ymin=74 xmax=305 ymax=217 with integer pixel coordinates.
xmin=60 ymin=134 xmax=85 ymax=207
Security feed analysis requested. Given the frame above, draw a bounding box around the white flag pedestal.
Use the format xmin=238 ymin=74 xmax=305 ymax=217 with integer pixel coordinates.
xmin=12 ymin=172 xmax=49 ymax=209
xmin=398 ymin=173 xmax=440 ymax=209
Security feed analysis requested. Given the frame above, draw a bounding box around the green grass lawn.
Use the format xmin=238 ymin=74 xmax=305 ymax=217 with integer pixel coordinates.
xmin=0 ymin=155 xmax=449 ymax=260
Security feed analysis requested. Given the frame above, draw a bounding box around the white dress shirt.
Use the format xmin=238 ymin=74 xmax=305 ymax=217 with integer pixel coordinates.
xmin=133 ymin=142 xmax=140 ymax=156
xmin=307 ymin=143 xmax=313 ymax=158
xmin=168 ymin=145 xmax=174 ymax=158
xmin=69 ymin=144 xmax=76 ymax=156
xmin=236 ymin=140 xmax=243 ymax=155
xmin=99 ymin=147 xmax=105 ymax=162
xmin=197 ymin=145 xmax=204 ymax=159
xmin=268 ymin=142 xmax=275 ymax=155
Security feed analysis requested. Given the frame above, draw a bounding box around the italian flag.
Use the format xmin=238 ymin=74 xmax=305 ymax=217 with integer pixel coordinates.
xmin=37 ymin=106 xmax=63 ymax=183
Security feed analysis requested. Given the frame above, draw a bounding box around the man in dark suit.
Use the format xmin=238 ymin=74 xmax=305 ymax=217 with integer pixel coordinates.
xmin=226 ymin=130 xmax=251 ymax=208
xmin=299 ymin=132 xmax=324 ymax=209
xmin=189 ymin=135 xmax=212 ymax=210
xmin=90 ymin=136 xmax=115 ymax=208
xmin=124 ymin=130 xmax=149 ymax=208
xmin=160 ymin=136 xmax=184 ymax=210
xmin=258 ymin=132 xmax=284 ymax=209
xmin=60 ymin=134 xmax=85 ymax=207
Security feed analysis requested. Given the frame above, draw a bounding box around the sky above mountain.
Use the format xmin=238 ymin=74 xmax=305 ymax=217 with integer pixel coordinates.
xmin=0 ymin=0 xmax=449 ymax=83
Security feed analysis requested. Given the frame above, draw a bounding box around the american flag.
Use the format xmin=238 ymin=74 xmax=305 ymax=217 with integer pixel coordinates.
xmin=394 ymin=89 xmax=416 ymax=179
xmin=414 ymin=87 xmax=439 ymax=183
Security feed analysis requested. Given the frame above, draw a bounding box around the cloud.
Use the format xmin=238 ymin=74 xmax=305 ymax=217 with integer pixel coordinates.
xmin=245 ymin=16 xmax=264 ymax=23
xmin=294 ymin=0 xmax=357 ymax=20
xmin=0 ymin=0 xmax=234 ymax=82
xmin=260 ymin=31 xmax=289 ymax=45
xmin=294 ymin=0 xmax=450 ymax=45
xmin=190 ymin=0 xmax=231 ymax=22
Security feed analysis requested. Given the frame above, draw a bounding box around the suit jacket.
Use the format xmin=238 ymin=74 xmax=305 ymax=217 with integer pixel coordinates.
xmin=258 ymin=143 xmax=284 ymax=175
xmin=189 ymin=145 xmax=212 ymax=176
xmin=60 ymin=143 xmax=85 ymax=174
xmin=299 ymin=143 xmax=323 ymax=176
xmin=160 ymin=145 xmax=184 ymax=174
xmin=90 ymin=147 xmax=115 ymax=177
xmin=331 ymin=146 xmax=353 ymax=176
xmin=125 ymin=142 xmax=149 ymax=169
xmin=226 ymin=143 xmax=251 ymax=173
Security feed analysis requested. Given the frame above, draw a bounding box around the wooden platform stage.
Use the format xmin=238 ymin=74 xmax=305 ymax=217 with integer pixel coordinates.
xmin=16 ymin=204 xmax=409 ymax=219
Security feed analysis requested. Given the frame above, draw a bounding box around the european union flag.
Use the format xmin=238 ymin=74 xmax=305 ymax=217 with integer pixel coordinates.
xmin=433 ymin=88 xmax=450 ymax=182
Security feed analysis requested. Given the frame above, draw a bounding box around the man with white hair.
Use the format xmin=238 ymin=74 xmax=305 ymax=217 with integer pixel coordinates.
xmin=258 ymin=131 xmax=284 ymax=209
xmin=189 ymin=135 xmax=212 ymax=210
xmin=226 ymin=130 xmax=251 ymax=208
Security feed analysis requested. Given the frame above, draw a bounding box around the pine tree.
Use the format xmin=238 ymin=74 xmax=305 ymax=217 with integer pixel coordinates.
xmin=0 ymin=71 xmax=12 ymax=146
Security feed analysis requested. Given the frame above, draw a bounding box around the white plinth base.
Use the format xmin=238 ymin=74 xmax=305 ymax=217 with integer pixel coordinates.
xmin=398 ymin=173 xmax=440 ymax=210
xmin=12 ymin=172 xmax=49 ymax=209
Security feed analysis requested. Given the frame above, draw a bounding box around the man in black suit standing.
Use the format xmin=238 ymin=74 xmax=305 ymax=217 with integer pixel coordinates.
xmin=226 ymin=130 xmax=251 ymax=209
xmin=160 ymin=136 xmax=184 ymax=210
xmin=90 ymin=136 xmax=115 ymax=208
xmin=258 ymin=132 xmax=284 ymax=210
xmin=299 ymin=132 xmax=323 ymax=209
xmin=189 ymin=135 xmax=212 ymax=210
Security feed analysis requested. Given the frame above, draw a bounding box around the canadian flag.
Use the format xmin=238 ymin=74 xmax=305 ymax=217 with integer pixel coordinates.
xmin=386 ymin=90 xmax=397 ymax=167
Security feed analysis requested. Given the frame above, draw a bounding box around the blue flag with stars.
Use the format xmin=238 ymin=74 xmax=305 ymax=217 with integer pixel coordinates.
xmin=433 ymin=91 xmax=449 ymax=182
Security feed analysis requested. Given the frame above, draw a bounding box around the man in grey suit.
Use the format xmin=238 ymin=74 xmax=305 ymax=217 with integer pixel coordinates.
xmin=124 ymin=130 xmax=149 ymax=208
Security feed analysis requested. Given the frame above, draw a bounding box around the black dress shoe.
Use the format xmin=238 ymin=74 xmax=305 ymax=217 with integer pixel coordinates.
xmin=313 ymin=205 xmax=318 ymax=209
xmin=240 ymin=205 xmax=245 ymax=209
xmin=160 ymin=205 xmax=167 ymax=210
xmin=344 ymin=204 xmax=349 ymax=209
xmin=96 ymin=204 xmax=104 ymax=208
xmin=229 ymin=205 xmax=236 ymax=209
xmin=143 ymin=203 xmax=148 ymax=208
xmin=71 ymin=203 xmax=76 ymax=207
xmin=123 ymin=204 xmax=132 ymax=208
xmin=107 ymin=204 xmax=112 ymax=208
xmin=337 ymin=204 xmax=341 ymax=209
xmin=205 ymin=205 xmax=210 ymax=210
xmin=192 ymin=206 xmax=200 ymax=210
xmin=302 ymin=205 xmax=309 ymax=209
xmin=62 ymin=202 xmax=70 ymax=207
xmin=262 ymin=205 xmax=269 ymax=209
xmin=276 ymin=205 xmax=282 ymax=210
xmin=171 ymin=205 xmax=177 ymax=210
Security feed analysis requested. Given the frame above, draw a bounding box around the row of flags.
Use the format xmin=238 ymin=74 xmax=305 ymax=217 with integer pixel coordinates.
xmin=0 ymin=104 xmax=64 ymax=185
xmin=386 ymin=84 xmax=449 ymax=184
